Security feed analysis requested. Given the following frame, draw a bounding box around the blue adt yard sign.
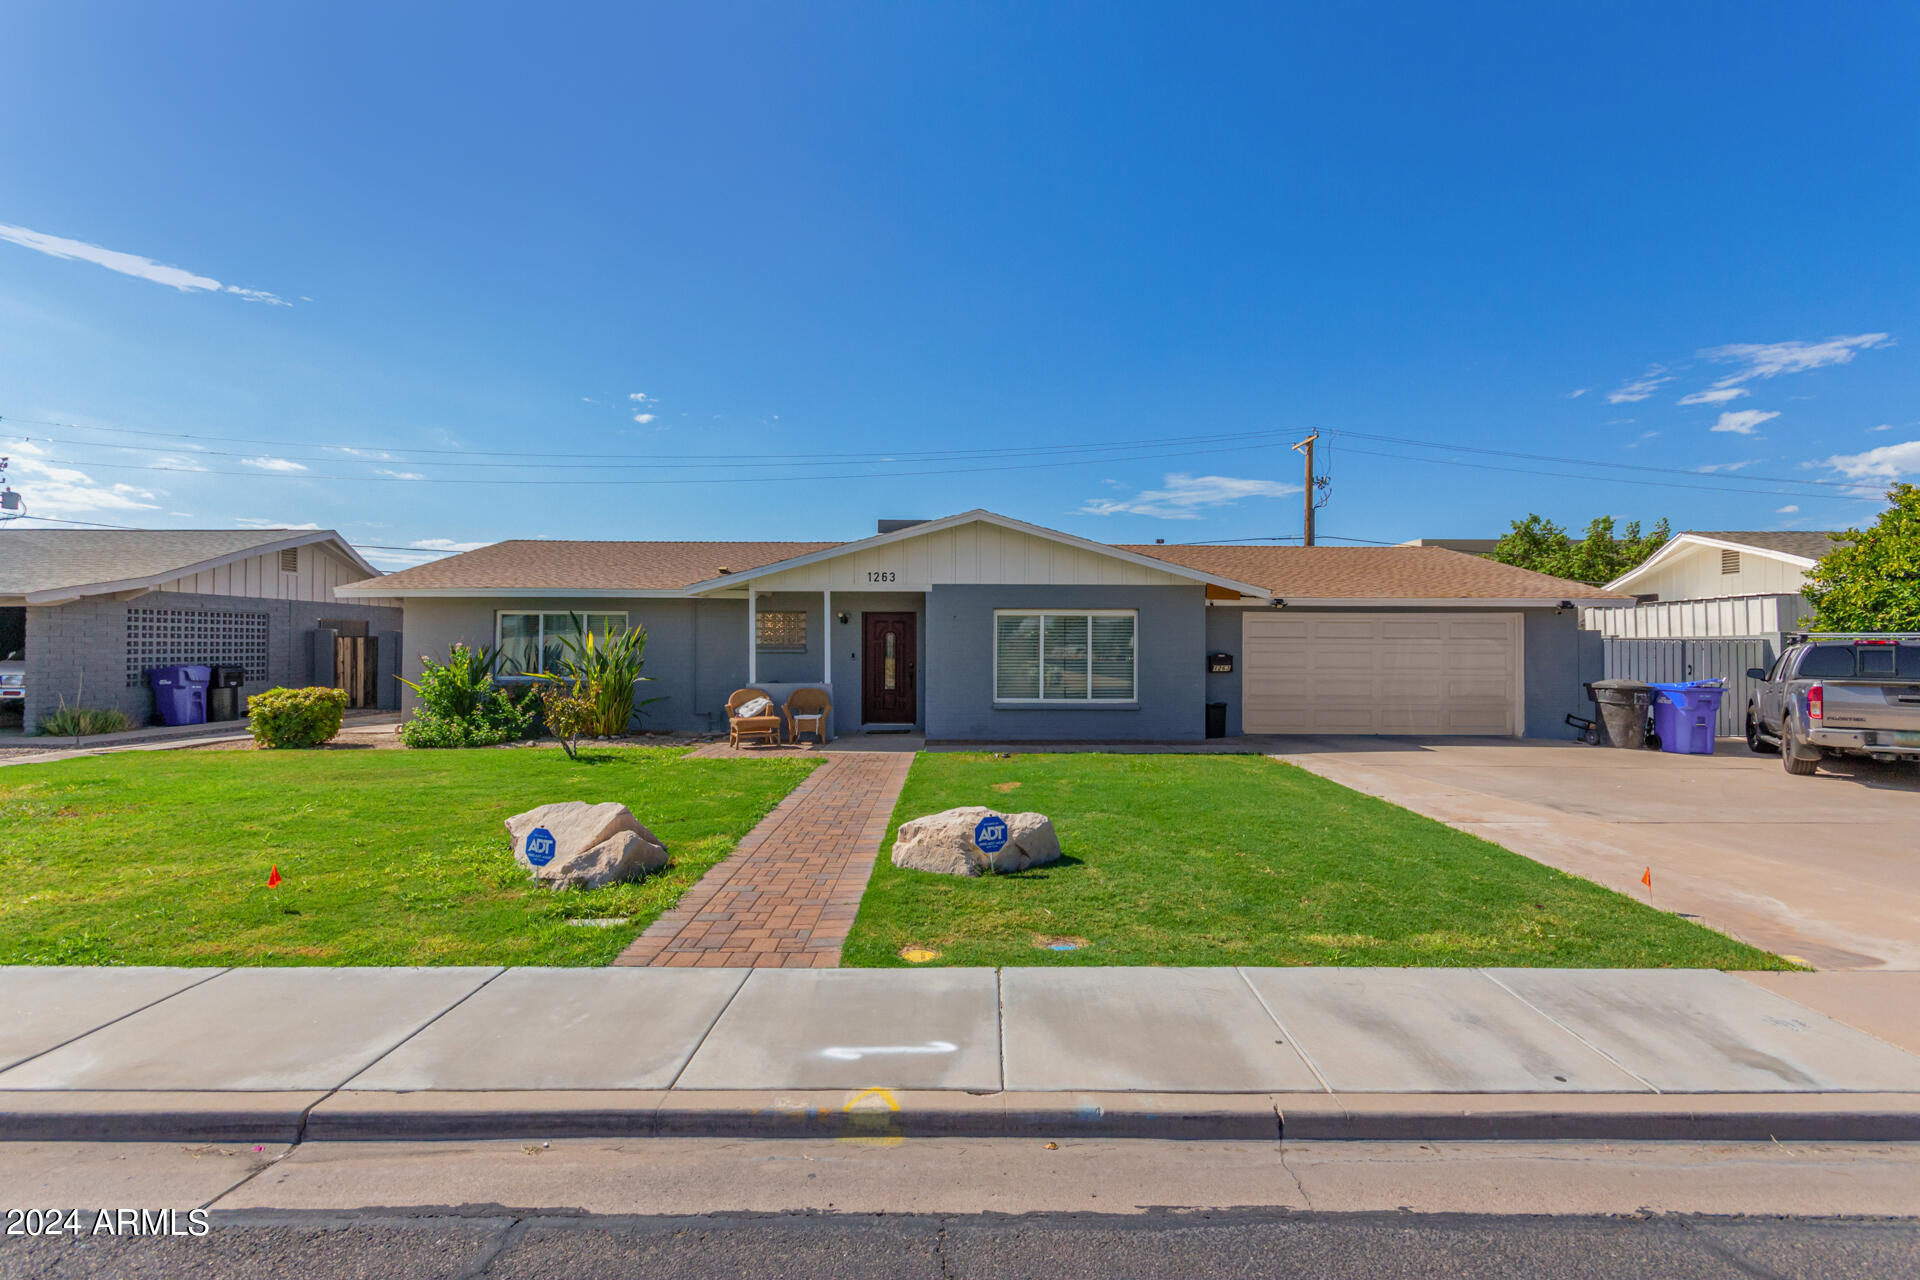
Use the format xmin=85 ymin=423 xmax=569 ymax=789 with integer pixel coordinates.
xmin=524 ymin=827 xmax=558 ymax=868
xmin=973 ymin=814 xmax=1009 ymax=855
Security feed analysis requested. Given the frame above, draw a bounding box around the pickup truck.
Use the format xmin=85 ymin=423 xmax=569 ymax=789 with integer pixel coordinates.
xmin=1744 ymin=633 xmax=1920 ymax=775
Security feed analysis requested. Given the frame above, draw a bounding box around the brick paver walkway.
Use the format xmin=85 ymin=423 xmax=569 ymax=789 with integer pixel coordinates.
xmin=613 ymin=751 xmax=915 ymax=968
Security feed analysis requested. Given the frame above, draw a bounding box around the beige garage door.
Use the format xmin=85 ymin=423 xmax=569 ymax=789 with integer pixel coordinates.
xmin=1241 ymin=612 xmax=1524 ymax=735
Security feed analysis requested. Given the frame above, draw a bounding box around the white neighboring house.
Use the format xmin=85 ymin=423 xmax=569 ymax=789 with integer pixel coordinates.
xmin=1582 ymin=531 xmax=1838 ymax=639
xmin=1580 ymin=530 xmax=1841 ymax=737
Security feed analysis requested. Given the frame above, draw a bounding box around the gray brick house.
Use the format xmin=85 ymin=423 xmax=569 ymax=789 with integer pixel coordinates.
xmin=0 ymin=528 xmax=403 ymax=731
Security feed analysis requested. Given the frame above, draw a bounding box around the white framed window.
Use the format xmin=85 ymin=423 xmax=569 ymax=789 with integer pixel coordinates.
xmin=994 ymin=610 xmax=1136 ymax=703
xmin=495 ymin=612 xmax=630 ymax=676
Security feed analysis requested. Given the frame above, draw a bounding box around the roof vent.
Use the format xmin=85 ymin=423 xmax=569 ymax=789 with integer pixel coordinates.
xmin=1720 ymin=549 xmax=1740 ymax=575
xmin=716 ymin=566 xmax=732 ymax=575
xmin=876 ymin=519 xmax=929 ymax=534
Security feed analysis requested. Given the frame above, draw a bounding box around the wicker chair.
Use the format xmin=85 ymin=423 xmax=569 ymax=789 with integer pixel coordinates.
xmin=726 ymin=687 xmax=783 ymax=749
xmin=784 ymin=687 xmax=832 ymax=748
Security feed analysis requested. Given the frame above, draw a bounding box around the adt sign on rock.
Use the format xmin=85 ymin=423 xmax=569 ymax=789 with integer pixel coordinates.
xmin=973 ymin=814 xmax=1009 ymax=855
xmin=524 ymin=826 xmax=558 ymax=867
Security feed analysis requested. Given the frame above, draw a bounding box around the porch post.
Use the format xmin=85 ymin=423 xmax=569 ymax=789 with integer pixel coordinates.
xmin=822 ymin=588 xmax=832 ymax=685
xmin=747 ymin=586 xmax=757 ymax=685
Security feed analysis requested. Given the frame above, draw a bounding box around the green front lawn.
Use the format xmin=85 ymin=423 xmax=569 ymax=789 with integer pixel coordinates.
xmin=842 ymin=753 xmax=1791 ymax=969
xmin=0 ymin=748 xmax=815 ymax=966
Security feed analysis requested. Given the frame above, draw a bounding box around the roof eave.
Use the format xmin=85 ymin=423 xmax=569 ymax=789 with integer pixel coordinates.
xmin=1606 ymin=534 xmax=1816 ymax=591
xmin=19 ymin=531 xmax=377 ymax=604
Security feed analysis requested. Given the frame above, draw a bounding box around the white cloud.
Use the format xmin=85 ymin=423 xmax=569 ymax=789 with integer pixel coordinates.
xmin=1565 ymin=388 xmax=1588 ymax=399
xmin=1711 ymin=410 xmax=1780 ymax=435
xmin=1678 ymin=387 xmax=1748 ymax=406
xmin=1606 ymin=367 xmax=1671 ymax=404
xmin=629 ymin=392 xmax=654 ymax=404
xmin=1871 ymin=423 xmax=1895 ymax=432
xmin=332 ymin=446 xmax=397 ymax=460
xmin=242 ymin=456 xmax=308 ymax=472
xmin=235 ymin=518 xmax=321 ymax=530
xmin=1818 ymin=439 xmax=1920 ymax=481
xmin=1640 ymin=430 xmax=1659 ymax=438
xmin=632 ymin=413 xmax=655 ymax=424
xmin=0 ymin=437 xmax=160 ymax=516
xmin=149 ymin=455 xmax=209 ymax=472
xmin=410 ymin=538 xmax=488 ymax=552
xmin=1776 ymin=505 xmax=1800 ymax=514
xmin=1078 ymin=472 xmax=1300 ymax=520
xmin=1700 ymin=333 xmax=1891 ymax=387
xmin=0 ymin=222 xmax=290 ymax=305
xmin=375 ymin=469 xmax=426 ymax=481
xmin=1696 ymin=460 xmax=1761 ymax=473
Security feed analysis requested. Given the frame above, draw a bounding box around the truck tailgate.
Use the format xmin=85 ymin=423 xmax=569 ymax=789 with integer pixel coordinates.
xmin=1818 ymin=681 xmax=1920 ymax=734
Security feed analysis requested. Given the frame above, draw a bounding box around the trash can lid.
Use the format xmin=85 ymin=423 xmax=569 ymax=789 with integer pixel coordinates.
xmin=1589 ymin=679 xmax=1653 ymax=691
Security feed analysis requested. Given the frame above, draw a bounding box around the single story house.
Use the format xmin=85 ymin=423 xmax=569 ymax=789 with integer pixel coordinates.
xmin=0 ymin=528 xmax=403 ymax=731
xmin=340 ymin=510 xmax=1623 ymax=741
xmin=1580 ymin=530 xmax=1842 ymax=737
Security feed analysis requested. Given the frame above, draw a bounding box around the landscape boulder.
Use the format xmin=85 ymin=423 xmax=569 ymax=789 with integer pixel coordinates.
xmin=890 ymin=805 xmax=1060 ymax=877
xmin=504 ymin=801 xmax=668 ymax=890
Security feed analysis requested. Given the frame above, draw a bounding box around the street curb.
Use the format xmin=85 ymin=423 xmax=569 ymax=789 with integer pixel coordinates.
xmin=9 ymin=1090 xmax=1920 ymax=1143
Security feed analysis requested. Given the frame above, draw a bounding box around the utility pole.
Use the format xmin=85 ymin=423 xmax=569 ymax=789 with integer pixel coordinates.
xmin=1292 ymin=433 xmax=1318 ymax=546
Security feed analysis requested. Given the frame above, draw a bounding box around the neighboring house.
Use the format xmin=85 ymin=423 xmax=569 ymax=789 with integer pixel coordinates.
xmin=1581 ymin=530 xmax=1841 ymax=737
xmin=338 ymin=510 xmax=1623 ymax=741
xmin=1396 ymin=537 xmax=1502 ymax=555
xmin=0 ymin=528 xmax=404 ymax=731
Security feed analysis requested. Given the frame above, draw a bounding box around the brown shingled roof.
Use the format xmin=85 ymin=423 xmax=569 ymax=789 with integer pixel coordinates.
xmin=1119 ymin=544 xmax=1629 ymax=600
xmin=358 ymin=540 xmax=841 ymax=592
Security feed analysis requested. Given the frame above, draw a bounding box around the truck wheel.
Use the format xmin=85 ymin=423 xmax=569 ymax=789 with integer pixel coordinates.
xmin=1782 ymin=725 xmax=1819 ymax=775
xmin=1746 ymin=709 xmax=1778 ymax=755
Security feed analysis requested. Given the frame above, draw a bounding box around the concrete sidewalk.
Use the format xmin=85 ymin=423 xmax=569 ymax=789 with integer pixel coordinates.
xmin=4 ymin=966 xmax=1919 ymax=1143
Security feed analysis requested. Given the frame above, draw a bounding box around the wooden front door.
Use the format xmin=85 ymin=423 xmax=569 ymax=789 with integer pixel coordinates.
xmin=861 ymin=613 xmax=917 ymax=725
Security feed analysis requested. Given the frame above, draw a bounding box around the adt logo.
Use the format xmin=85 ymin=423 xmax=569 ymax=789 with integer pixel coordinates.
xmin=524 ymin=827 xmax=558 ymax=867
xmin=973 ymin=815 xmax=1009 ymax=854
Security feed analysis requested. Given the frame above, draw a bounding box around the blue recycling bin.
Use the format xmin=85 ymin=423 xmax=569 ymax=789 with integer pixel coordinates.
xmin=1649 ymin=681 xmax=1725 ymax=755
xmin=147 ymin=664 xmax=212 ymax=726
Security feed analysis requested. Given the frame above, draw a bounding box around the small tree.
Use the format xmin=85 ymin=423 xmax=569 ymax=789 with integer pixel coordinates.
xmin=539 ymin=682 xmax=599 ymax=761
xmin=1804 ymin=483 xmax=1920 ymax=632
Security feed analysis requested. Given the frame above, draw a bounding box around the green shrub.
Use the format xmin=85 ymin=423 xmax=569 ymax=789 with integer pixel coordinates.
xmin=538 ymin=682 xmax=600 ymax=760
xmin=541 ymin=613 xmax=660 ymax=735
xmin=397 ymin=643 xmax=535 ymax=749
xmin=37 ymin=701 xmax=135 ymax=737
xmin=247 ymin=686 xmax=349 ymax=748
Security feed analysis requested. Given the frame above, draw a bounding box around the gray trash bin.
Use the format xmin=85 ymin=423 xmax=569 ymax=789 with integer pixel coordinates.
xmin=1587 ymin=679 xmax=1653 ymax=749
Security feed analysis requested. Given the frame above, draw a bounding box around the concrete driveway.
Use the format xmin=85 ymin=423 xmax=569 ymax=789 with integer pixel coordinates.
xmin=1266 ymin=737 xmax=1920 ymax=971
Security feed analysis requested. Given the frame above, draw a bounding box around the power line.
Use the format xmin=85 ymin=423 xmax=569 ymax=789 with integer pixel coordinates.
xmin=2 ymin=414 xmax=1304 ymax=468
xmin=0 ymin=437 xmax=1304 ymax=486
xmin=1327 ymin=443 xmax=1860 ymax=502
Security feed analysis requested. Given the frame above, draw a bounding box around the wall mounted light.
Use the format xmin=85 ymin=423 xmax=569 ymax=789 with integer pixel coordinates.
xmin=837 ymin=611 xmax=850 ymax=624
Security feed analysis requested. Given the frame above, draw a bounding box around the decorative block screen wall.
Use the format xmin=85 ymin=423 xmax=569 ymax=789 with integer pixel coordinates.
xmin=125 ymin=608 xmax=270 ymax=686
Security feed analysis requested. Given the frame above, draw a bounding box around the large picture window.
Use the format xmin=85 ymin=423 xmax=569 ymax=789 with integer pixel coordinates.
xmin=994 ymin=610 xmax=1136 ymax=703
xmin=496 ymin=612 xmax=629 ymax=676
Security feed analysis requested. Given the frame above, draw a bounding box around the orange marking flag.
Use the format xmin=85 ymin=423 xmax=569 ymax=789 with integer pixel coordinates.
xmin=267 ymin=865 xmax=282 ymax=888
xmin=1641 ymin=867 xmax=1652 ymax=890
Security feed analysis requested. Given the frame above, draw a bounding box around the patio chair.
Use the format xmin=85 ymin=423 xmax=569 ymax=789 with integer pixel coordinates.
xmin=726 ymin=687 xmax=783 ymax=749
xmin=784 ymin=687 xmax=831 ymax=748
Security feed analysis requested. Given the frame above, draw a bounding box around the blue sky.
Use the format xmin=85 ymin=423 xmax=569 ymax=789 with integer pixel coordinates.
xmin=2 ymin=2 xmax=1915 ymax=568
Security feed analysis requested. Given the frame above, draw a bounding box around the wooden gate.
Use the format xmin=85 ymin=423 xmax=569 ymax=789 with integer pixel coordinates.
xmin=334 ymin=635 xmax=379 ymax=709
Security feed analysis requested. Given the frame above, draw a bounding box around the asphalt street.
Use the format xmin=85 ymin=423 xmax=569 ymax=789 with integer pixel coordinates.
xmin=5 ymin=1210 xmax=1918 ymax=1279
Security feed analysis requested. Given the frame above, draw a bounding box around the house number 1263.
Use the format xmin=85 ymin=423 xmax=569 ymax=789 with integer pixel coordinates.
xmin=867 ymin=571 xmax=897 ymax=583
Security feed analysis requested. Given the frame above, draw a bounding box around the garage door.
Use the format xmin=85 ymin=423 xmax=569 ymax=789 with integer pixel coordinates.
xmin=1241 ymin=612 xmax=1524 ymax=735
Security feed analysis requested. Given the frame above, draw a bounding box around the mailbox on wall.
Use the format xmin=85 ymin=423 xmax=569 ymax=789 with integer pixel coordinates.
xmin=1207 ymin=652 xmax=1234 ymax=674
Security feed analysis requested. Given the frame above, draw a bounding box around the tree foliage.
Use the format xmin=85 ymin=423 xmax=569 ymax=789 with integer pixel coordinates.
xmin=1804 ymin=484 xmax=1920 ymax=632
xmin=1488 ymin=514 xmax=1670 ymax=585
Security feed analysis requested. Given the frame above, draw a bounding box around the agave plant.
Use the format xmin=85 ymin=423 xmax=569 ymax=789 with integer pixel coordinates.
xmin=542 ymin=613 xmax=660 ymax=737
